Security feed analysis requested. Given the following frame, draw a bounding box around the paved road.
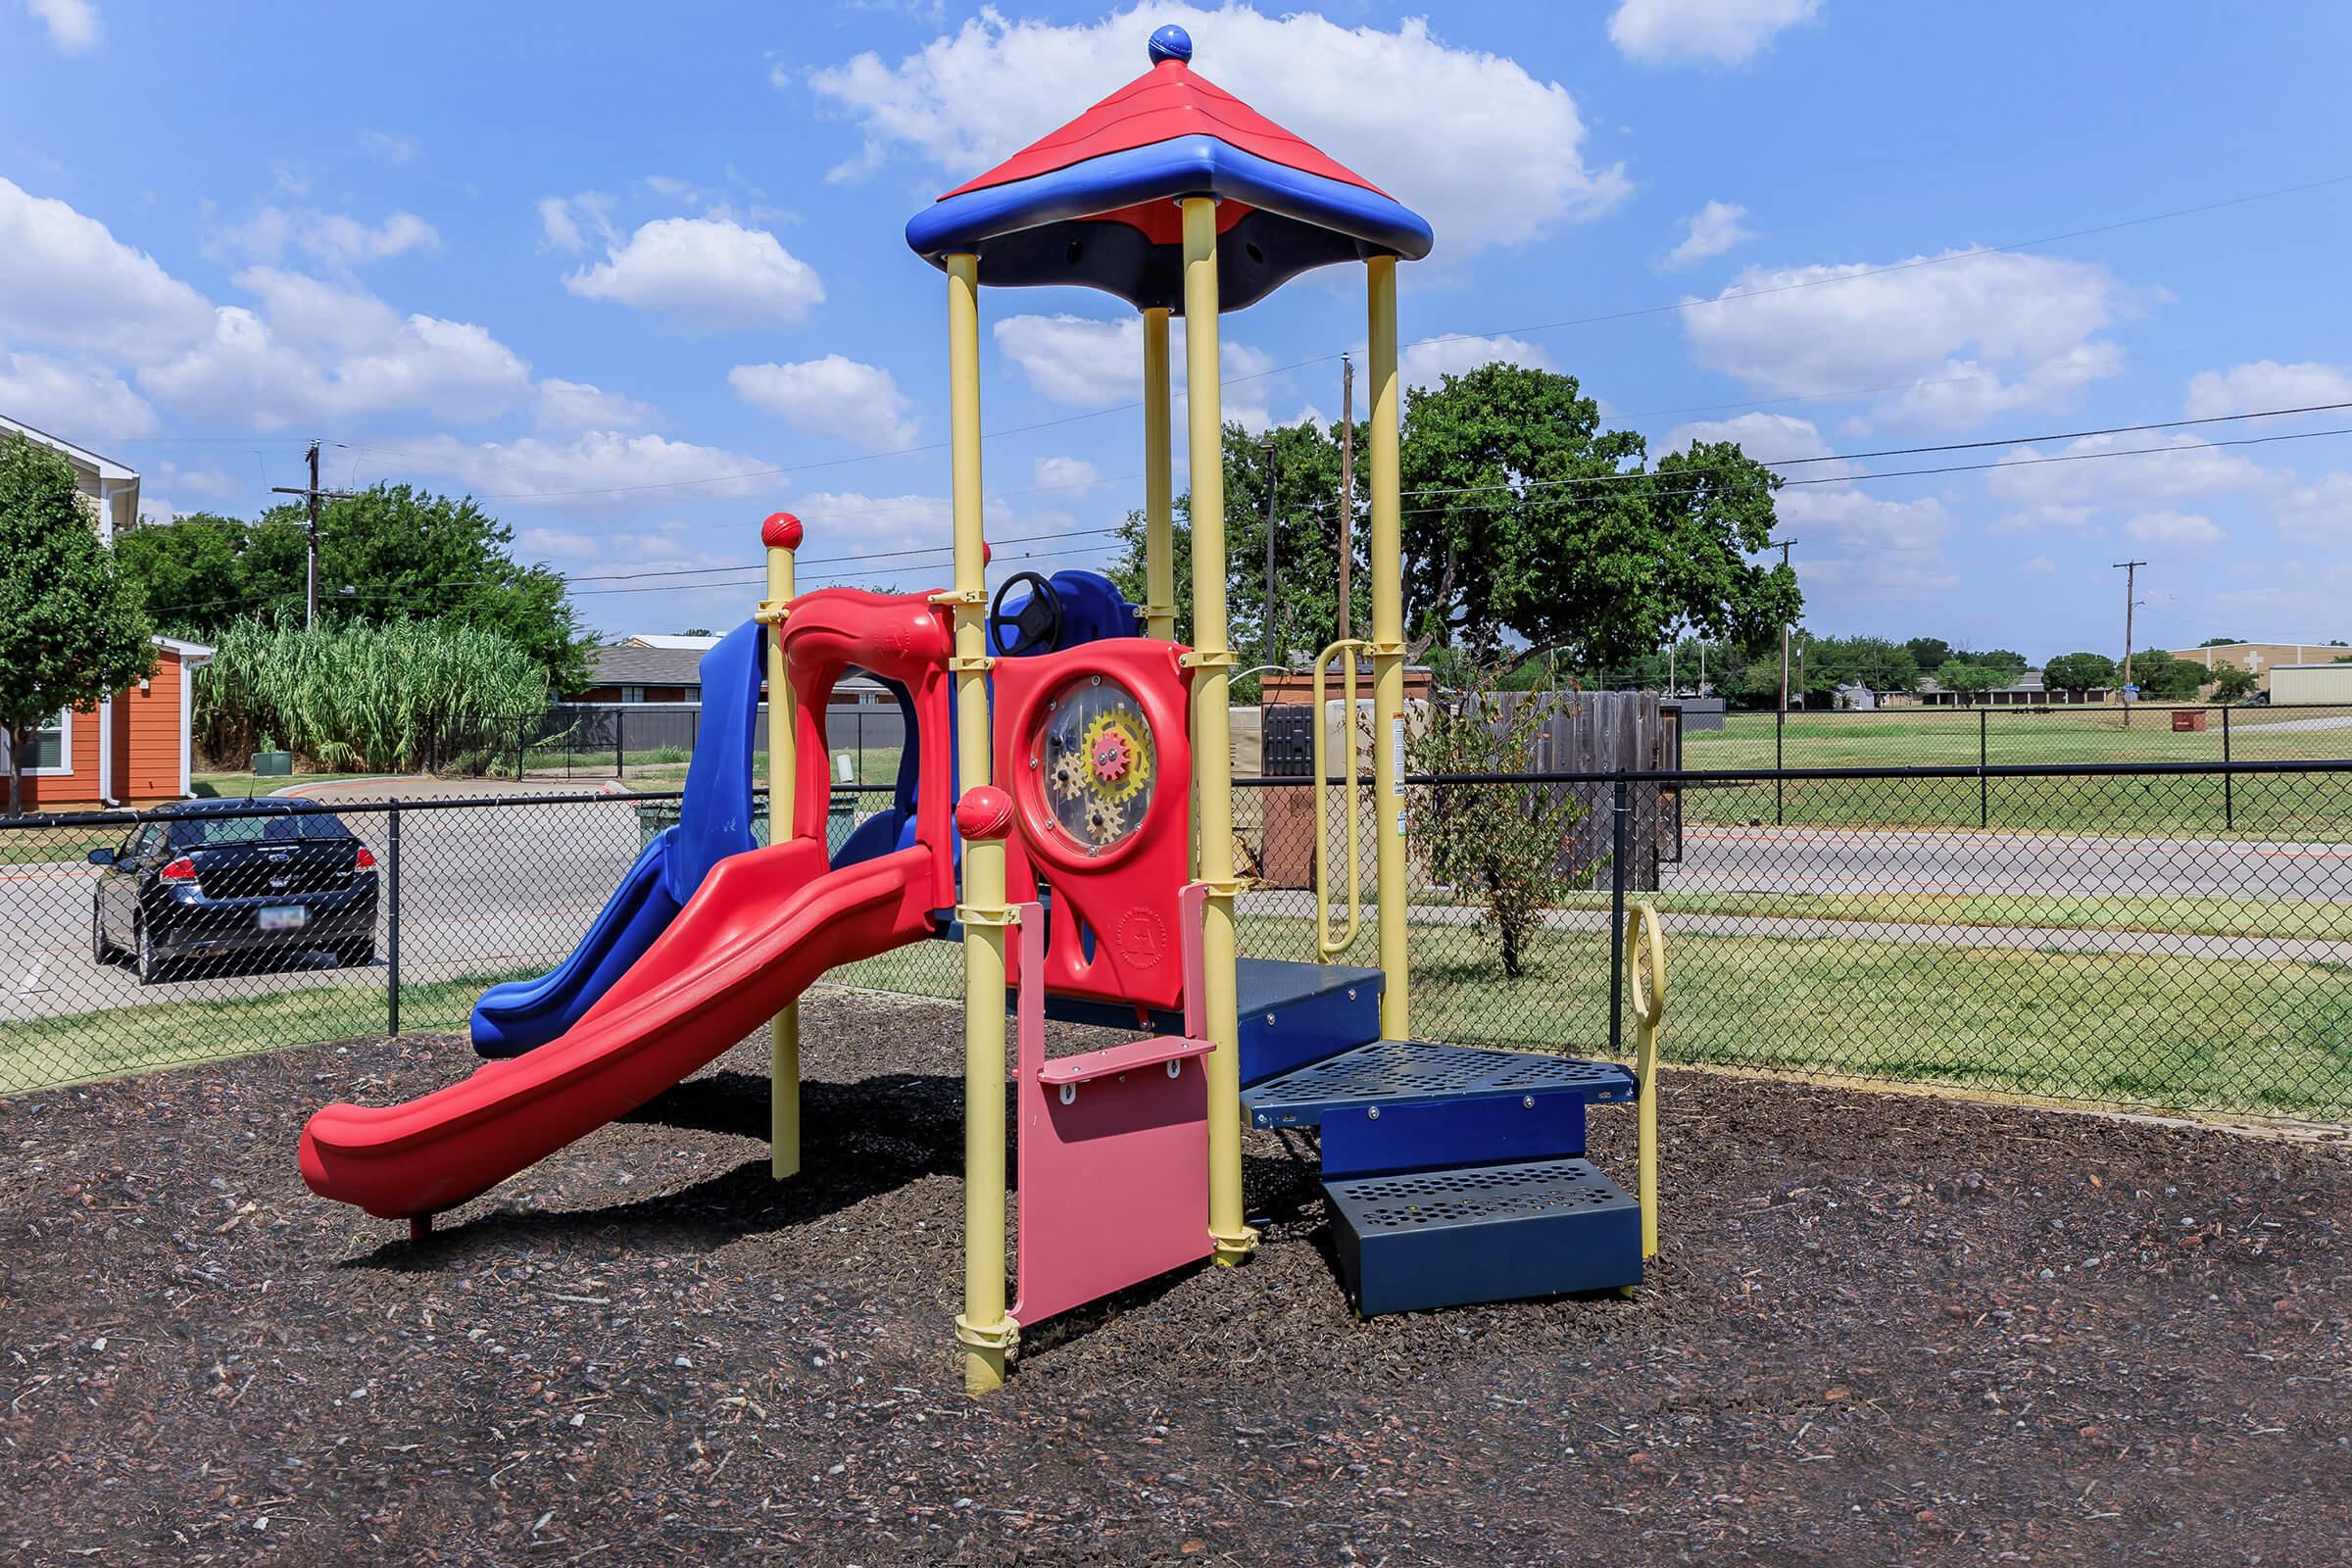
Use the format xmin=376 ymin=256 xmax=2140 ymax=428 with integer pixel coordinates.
xmin=1671 ymin=823 xmax=2352 ymax=902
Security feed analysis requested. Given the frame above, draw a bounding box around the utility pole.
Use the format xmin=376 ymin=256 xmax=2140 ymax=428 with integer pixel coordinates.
xmin=270 ymin=441 xmax=354 ymax=628
xmin=2114 ymin=559 xmax=2147 ymax=727
xmin=1259 ymin=436 xmax=1280 ymax=668
xmin=1771 ymin=537 xmax=1798 ymax=713
xmin=1336 ymin=354 xmax=1354 ymax=643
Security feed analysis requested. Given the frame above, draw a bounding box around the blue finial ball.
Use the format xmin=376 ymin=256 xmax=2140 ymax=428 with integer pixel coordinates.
xmin=1148 ymin=24 xmax=1192 ymax=65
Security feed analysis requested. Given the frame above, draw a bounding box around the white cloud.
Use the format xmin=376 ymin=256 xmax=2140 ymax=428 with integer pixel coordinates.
xmin=791 ymin=490 xmax=955 ymax=561
xmin=728 ymin=355 xmax=917 ymax=449
xmin=360 ymin=129 xmax=419 ymax=166
xmin=1665 ymin=413 xmax=1950 ymax=603
xmin=2277 ymin=473 xmax=2352 ymax=546
xmin=1682 ymin=247 xmax=2133 ymax=429
xmin=1401 ymin=332 xmax=1556 ymax=392
xmin=1664 ymin=200 xmax=1755 ymax=269
xmin=26 ymin=0 xmax=98 ymax=53
xmin=1609 ymin=0 xmax=1820 ymax=67
xmin=1665 ymin=410 xmax=1839 ymax=466
xmin=2125 ymin=510 xmax=2224 ymax=547
xmin=534 ymin=378 xmax=660 ymax=434
xmin=993 ymin=314 xmax=1137 ymax=408
xmin=0 ymin=175 xmax=215 ymax=360
xmin=2020 ymin=555 xmax=2057 ymax=574
xmin=1033 ymin=456 xmax=1102 ymax=493
xmin=138 ymin=270 xmax=532 ymax=430
xmin=2183 ymin=360 xmax=2352 ymax=421
xmin=992 ymin=311 xmax=1286 ymax=431
xmin=809 ymin=5 xmax=1628 ymax=257
xmin=218 ymin=206 xmax=441 ymax=268
xmin=564 ymin=216 xmax=823 ymax=330
xmin=1984 ymin=431 xmax=2280 ymax=529
xmin=0 ymin=347 xmax=155 ymax=440
xmin=515 ymin=526 xmax=604 ymax=560
xmin=362 ymin=431 xmax=775 ymax=511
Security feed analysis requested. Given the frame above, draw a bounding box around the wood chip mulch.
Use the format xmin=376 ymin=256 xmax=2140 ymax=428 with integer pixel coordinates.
xmin=3 ymin=988 xmax=2348 ymax=1566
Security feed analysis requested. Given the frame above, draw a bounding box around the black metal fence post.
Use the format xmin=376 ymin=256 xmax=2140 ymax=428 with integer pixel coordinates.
xmin=1979 ymin=708 xmax=1989 ymax=828
xmin=386 ymin=798 xmax=403 ymax=1036
xmin=1607 ymin=774 xmax=1629 ymax=1061
xmin=2223 ymin=704 xmax=2234 ymax=832
xmin=614 ymin=707 xmax=626 ymax=779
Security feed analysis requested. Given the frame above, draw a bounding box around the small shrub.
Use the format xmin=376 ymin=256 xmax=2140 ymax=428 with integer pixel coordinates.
xmin=1407 ymin=671 xmax=1584 ymax=978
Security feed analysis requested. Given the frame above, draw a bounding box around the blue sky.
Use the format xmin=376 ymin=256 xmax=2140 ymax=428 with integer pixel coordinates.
xmin=4 ymin=0 xmax=2349 ymax=658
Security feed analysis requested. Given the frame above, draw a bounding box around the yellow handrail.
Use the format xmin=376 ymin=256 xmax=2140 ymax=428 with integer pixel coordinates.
xmin=1311 ymin=638 xmax=1372 ymax=958
xmin=1626 ymin=901 xmax=1666 ymax=1260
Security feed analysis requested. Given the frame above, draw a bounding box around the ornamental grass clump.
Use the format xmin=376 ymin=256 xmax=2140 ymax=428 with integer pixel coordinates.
xmin=196 ymin=616 xmax=547 ymax=774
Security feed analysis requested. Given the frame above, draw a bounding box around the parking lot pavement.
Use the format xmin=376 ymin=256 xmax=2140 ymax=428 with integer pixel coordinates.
xmin=2 ymin=791 xmax=646 ymax=1023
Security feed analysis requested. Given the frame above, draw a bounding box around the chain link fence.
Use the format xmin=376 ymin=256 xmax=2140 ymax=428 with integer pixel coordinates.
xmin=5 ymin=762 xmax=2348 ymax=1121
xmin=1687 ymin=702 xmax=2352 ymax=778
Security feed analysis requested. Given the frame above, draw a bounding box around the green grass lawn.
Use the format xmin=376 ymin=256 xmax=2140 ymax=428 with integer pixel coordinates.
xmin=0 ymin=967 xmax=534 ymax=1098
xmin=1551 ymin=889 xmax=2352 ymax=944
xmin=1249 ymin=912 xmax=2352 ymax=1117
xmin=819 ymin=912 xmax=2352 ymax=1118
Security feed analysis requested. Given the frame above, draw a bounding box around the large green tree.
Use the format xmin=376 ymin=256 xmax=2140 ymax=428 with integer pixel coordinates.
xmin=119 ymin=483 xmax=589 ymax=689
xmin=1108 ymin=362 xmax=1798 ymax=686
xmin=0 ymin=436 xmax=156 ymax=816
xmin=1398 ymin=364 xmax=1795 ymax=668
xmin=2042 ymin=651 xmax=2116 ymax=694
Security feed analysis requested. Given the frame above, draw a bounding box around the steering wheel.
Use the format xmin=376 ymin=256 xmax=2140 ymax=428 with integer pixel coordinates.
xmin=988 ymin=570 xmax=1064 ymax=658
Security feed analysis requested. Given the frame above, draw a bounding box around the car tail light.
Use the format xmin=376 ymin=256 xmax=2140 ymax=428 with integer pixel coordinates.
xmin=353 ymin=846 xmax=377 ymax=869
xmin=159 ymin=857 xmax=196 ymax=882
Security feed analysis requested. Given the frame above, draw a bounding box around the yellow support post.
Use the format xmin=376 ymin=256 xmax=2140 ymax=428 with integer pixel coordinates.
xmin=1182 ymin=196 xmax=1256 ymax=1267
xmin=943 ymin=253 xmax=1014 ymax=1395
xmin=1365 ymin=255 xmax=1410 ymax=1040
xmin=1142 ymin=306 xmax=1176 ymax=642
xmin=1626 ymin=902 xmax=1666 ymax=1260
xmin=761 ymin=514 xmax=802 ymax=1179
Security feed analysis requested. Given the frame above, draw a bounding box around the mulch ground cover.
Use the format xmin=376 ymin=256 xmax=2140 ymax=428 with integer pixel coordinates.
xmin=3 ymin=987 xmax=2348 ymax=1566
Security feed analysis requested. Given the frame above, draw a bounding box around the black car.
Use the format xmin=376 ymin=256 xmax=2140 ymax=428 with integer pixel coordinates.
xmin=89 ymin=800 xmax=379 ymax=984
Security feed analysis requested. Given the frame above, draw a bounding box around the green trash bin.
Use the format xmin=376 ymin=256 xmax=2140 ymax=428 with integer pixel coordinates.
xmin=634 ymin=800 xmax=681 ymax=853
xmin=827 ymin=796 xmax=858 ymax=858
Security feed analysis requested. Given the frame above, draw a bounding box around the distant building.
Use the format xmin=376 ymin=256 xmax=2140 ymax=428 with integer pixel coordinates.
xmin=2272 ymin=663 xmax=2352 ymax=706
xmin=0 ymin=416 xmax=211 ymax=808
xmin=1886 ymin=668 xmax=2107 ymax=708
xmin=570 ymin=642 xmax=892 ymax=706
xmin=616 ymin=633 xmax=723 ymax=652
xmin=2167 ymin=642 xmax=2346 ymax=693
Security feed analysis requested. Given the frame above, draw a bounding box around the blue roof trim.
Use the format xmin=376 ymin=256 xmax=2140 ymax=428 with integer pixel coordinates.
xmin=906 ymin=134 xmax=1433 ymax=268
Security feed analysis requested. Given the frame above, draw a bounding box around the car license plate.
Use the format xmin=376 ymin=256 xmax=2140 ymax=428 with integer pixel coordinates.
xmin=259 ymin=906 xmax=307 ymax=931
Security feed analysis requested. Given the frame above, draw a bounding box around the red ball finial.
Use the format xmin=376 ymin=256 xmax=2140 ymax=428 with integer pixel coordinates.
xmin=980 ymin=540 xmax=993 ymax=566
xmin=760 ymin=512 xmax=804 ymax=551
xmin=955 ymin=785 xmax=1015 ymax=842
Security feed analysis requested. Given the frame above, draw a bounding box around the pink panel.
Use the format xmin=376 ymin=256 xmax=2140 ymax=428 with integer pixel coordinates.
xmin=1009 ymin=902 xmax=1212 ymax=1327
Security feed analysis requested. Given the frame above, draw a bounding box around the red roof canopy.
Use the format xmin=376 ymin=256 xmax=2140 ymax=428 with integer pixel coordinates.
xmin=945 ymin=54 xmax=1390 ymax=204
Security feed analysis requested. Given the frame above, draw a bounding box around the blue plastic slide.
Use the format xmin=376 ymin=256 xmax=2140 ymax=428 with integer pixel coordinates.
xmin=469 ymin=621 xmax=765 ymax=1056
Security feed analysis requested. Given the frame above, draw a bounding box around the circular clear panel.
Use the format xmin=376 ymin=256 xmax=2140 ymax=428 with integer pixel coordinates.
xmin=1030 ymin=677 xmax=1156 ymax=856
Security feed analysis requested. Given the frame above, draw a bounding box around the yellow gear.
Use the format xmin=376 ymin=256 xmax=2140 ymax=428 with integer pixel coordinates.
xmin=1079 ymin=707 xmax=1152 ymax=805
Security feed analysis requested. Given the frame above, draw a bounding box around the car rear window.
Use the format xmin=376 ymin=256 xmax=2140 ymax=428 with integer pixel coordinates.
xmin=173 ymin=811 xmax=353 ymax=846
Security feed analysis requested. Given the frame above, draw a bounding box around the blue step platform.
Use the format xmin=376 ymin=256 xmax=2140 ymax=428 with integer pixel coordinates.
xmin=1326 ymin=1156 xmax=1642 ymax=1316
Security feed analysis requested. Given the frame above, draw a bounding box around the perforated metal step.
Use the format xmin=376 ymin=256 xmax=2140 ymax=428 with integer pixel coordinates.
xmin=1243 ymin=1039 xmax=1633 ymax=1129
xmin=1325 ymin=1156 xmax=1642 ymax=1315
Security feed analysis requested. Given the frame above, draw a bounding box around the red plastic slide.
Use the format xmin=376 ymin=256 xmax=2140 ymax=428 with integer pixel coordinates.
xmin=300 ymin=840 xmax=938 ymax=1220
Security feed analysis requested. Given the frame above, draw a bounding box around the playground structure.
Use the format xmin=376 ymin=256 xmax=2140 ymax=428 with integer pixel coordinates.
xmin=297 ymin=25 xmax=1663 ymax=1394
